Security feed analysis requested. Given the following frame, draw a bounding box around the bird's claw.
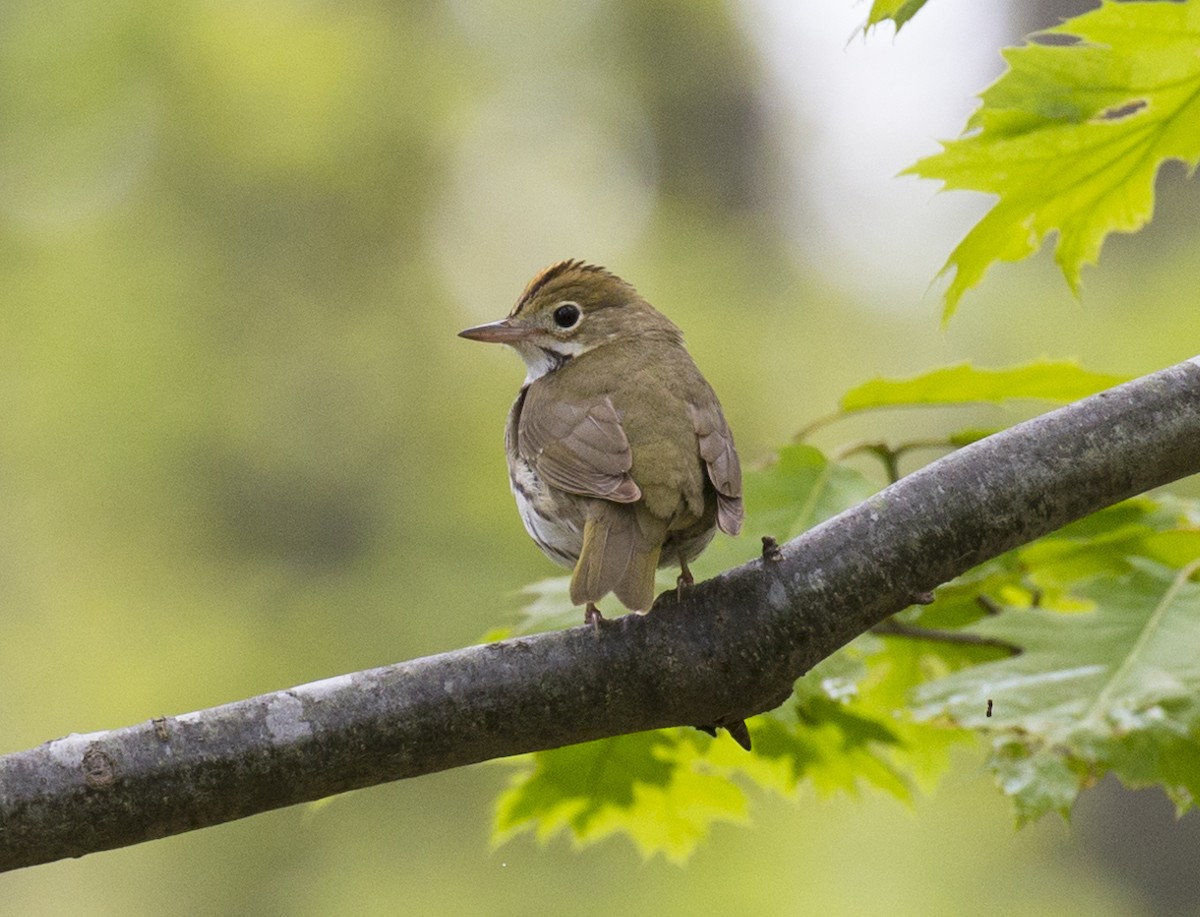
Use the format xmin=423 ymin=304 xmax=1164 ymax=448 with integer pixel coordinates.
xmin=675 ymin=559 xmax=694 ymax=601
xmin=584 ymin=603 xmax=607 ymax=633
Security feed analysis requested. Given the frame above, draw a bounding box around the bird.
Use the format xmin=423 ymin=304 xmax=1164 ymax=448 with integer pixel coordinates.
xmin=459 ymin=260 xmax=743 ymax=628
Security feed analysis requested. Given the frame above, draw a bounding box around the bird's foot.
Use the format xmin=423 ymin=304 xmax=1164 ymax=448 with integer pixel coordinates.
xmin=583 ymin=603 xmax=607 ymax=633
xmin=675 ymin=559 xmax=695 ymax=601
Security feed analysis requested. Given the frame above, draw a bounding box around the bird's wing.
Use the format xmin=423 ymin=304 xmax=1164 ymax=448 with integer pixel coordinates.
xmin=690 ymin=399 xmax=744 ymax=535
xmin=518 ymin=389 xmax=642 ymax=503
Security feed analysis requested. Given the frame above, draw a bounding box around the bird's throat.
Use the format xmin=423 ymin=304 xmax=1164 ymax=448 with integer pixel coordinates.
xmin=519 ymin=343 xmax=576 ymax=383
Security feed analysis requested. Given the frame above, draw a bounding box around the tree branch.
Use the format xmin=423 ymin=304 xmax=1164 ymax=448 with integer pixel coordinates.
xmin=3 ymin=356 xmax=1199 ymax=872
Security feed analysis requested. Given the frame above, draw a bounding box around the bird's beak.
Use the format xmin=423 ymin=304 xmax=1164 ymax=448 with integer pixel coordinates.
xmin=458 ymin=318 xmax=535 ymax=344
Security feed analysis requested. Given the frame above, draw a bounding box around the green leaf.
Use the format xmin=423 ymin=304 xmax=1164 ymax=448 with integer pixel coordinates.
xmin=864 ymin=0 xmax=930 ymax=33
xmin=493 ymin=730 xmax=748 ymax=863
xmin=706 ymin=635 xmax=977 ymax=803
xmin=732 ymin=443 xmax=877 ymax=547
xmin=916 ymin=561 xmax=1200 ymax=823
xmin=750 ymin=695 xmax=912 ymax=800
xmin=698 ymin=644 xmax=912 ymax=801
xmin=909 ymin=0 xmax=1200 ymax=318
xmin=839 ymin=360 xmax=1129 ymax=412
xmin=851 ymin=637 xmax=985 ymax=791
xmin=948 ymin=427 xmax=1000 ymax=448
xmin=909 ymin=495 xmax=1200 ymax=630
xmin=502 ymin=576 xmax=578 ymax=637
xmin=990 ymin=742 xmax=1084 ymax=823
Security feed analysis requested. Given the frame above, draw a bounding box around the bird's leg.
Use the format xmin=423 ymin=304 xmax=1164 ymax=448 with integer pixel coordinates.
xmin=676 ymin=555 xmax=694 ymax=600
xmin=583 ymin=603 xmax=606 ymax=631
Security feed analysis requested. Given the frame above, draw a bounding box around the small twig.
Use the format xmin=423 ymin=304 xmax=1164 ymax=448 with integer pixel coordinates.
xmin=837 ymin=439 xmax=960 ymax=485
xmin=761 ymin=535 xmax=783 ymax=562
xmin=872 ymin=619 xmax=1021 ymax=655
xmin=976 ymin=595 xmax=1003 ymax=615
xmin=793 ymin=410 xmax=844 ymax=443
xmin=838 ymin=441 xmax=903 ymax=484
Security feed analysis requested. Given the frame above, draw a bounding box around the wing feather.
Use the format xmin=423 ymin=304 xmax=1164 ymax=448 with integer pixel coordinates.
xmin=690 ymin=399 xmax=744 ymax=535
xmin=518 ymin=389 xmax=641 ymax=503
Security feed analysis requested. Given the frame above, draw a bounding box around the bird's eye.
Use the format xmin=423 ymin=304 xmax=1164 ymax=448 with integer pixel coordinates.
xmin=552 ymin=303 xmax=581 ymax=329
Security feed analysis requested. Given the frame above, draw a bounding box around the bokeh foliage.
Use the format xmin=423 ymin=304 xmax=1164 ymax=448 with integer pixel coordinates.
xmin=4 ymin=1 xmax=1200 ymax=914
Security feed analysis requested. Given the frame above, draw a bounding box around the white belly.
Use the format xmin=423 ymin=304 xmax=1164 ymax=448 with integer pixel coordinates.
xmin=510 ymin=456 xmax=582 ymax=567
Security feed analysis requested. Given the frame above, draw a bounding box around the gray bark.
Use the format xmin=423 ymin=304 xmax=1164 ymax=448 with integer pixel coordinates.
xmin=2 ymin=356 xmax=1198 ymax=872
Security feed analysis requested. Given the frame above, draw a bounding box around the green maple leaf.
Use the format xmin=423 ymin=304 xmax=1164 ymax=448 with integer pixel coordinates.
xmin=909 ymin=0 xmax=1200 ymax=319
xmin=912 ymin=495 xmax=1200 ymax=631
xmin=863 ymin=0 xmax=930 ymax=33
xmin=838 ymin=360 xmax=1129 ymax=413
xmin=492 ymin=730 xmax=748 ymax=863
xmin=717 ymin=639 xmax=978 ymax=801
xmin=796 ymin=359 xmax=1130 ymax=447
xmin=916 ymin=561 xmax=1200 ymax=823
xmin=727 ymin=443 xmax=876 ymax=548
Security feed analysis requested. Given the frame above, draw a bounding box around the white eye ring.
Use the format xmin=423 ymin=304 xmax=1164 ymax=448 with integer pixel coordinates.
xmin=552 ymin=302 xmax=582 ymax=329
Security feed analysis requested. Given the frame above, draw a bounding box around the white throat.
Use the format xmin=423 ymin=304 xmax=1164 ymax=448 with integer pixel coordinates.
xmin=514 ymin=340 xmax=587 ymax=384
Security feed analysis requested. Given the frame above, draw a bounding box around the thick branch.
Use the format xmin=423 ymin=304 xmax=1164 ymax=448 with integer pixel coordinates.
xmin=3 ymin=357 xmax=1199 ymax=871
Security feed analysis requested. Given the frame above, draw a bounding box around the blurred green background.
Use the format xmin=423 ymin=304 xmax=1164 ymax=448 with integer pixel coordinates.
xmin=3 ymin=0 xmax=1199 ymax=913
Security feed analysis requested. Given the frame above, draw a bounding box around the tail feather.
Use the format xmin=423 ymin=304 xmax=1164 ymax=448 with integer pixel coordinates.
xmin=569 ymin=512 xmax=621 ymax=606
xmin=570 ymin=504 xmax=664 ymax=612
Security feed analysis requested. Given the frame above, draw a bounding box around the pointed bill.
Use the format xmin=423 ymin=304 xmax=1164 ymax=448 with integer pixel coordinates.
xmin=458 ymin=318 xmax=535 ymax=344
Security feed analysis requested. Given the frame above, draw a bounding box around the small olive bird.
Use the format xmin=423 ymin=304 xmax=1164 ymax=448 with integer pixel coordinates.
xmin=459 ymin=260 xmax=743 ymax=626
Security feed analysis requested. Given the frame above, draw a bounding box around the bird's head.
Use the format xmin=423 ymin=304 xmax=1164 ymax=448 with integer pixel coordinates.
xmin=458 ymin=260 xmax=682 ymax=382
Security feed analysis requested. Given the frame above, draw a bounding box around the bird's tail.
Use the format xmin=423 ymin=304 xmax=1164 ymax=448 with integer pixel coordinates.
xmin=570 ymin=503 xmax=665 ymax=613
